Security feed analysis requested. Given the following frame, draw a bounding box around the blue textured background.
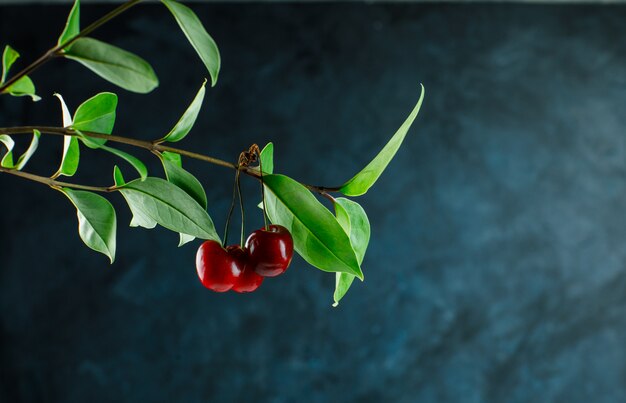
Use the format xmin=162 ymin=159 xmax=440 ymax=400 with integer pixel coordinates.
xmin=2 ymin=3 xmax=626 ymax=402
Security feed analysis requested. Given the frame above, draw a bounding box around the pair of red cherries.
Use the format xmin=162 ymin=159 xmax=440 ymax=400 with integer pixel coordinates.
xmin=196 ymin=225 xmax=294 ymax=293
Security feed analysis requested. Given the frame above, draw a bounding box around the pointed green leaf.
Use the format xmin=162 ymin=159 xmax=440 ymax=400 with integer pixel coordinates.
xmin=178 ymin=233 xmax=195 ymax=247
xmin=162 ymin=159 xmax=207 ymax=209
xmin=64 ymin=37 xmax=159 ymax=94
xmin=340 ymin=85 xmax=425 ymax=196
xmin=73 ymin=92 xmax=117 ymax=149
xmin=114 ymin=166 xmax=158 ymax=229
xmin=113 ymin=165 xmax=125 ymax=186
xmin=61 ymin=188 xmax=117 ymax=263
xmin=260 ymin=142 xmax=273 ymax=174
xmin=58 ymin=0 xmax=80 ymax=47
xmin=263 ymin=174 xmax=363 ymax=279
xmin=3 ymin=76 xmax=40 ymax=101
xmin=161 ymin=0 xmax=220 ymax=87
xmin=1 ymin=45 xmax=19 ymax=83
xmin=117 ymin=177 xmax=219 ymax=241
xmin=15 ymin=130 xmax=40 ymax=170
xmin=332 ymin=198 xmax=371 ymax=307
xmin=52 ymin=94 xmax=80 ymax=178
xmin=159 ymin=79 xmax=206 ymax=143
xmin=161 ymin=151 xmax=182 ymax=167
xmin=100 ymin=145 xmax=147 ymax=180
xmin=0 ymin=134 xmax=15 ymax=168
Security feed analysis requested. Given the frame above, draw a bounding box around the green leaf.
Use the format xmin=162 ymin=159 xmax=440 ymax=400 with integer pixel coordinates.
xmin=260 ymin=142 xmax=274 ymax=174
xmin=340 ymin=85 xmax=425 ymax=196
xmin=161 ymin=158 xmax=207 ymax=247
xmin=0 ymin=134 xmax=15 ymax=168
xmin=15 ymin=130 xmax=40 ymax=170
xmin=117 ymin=177 xmax=219 ymax=241
xmin=52 ymin=94 xmax=80 ymax=178
xmin=100 ymin=145 xmax=148 ymax=181
xmin=332 ymin=197 xmax=371 ymax=307
xmin=113 ymin=165 xmax=125 ymax=186
xmin=162 ymin=159 xmax=207 ymax=209
xmin=64 ymin=37 xmax=159 ymax=94
xmin=113 ymin=166 xmax=157 ymax=229
xmin=61 ymin=188 xmax=117 ymax=263
xmin=58 ymin=0 xmax=80 ymax=47
xmin=159 ymin=79 xmax=206 ymax=143
xmin=161 ymin=0 xmax=220 ymax=87
xmin=161 ymin=151 xmax=182 ymax=167
xmin=263 ymin=174 xmax=363 ymax=279
xmin=4 ymin=76 xmax=40 ymax=102
xmin=73 ymin=92 xmax=117 ymax=149
xmin=1 ymin=45 xmax=19 ymax=83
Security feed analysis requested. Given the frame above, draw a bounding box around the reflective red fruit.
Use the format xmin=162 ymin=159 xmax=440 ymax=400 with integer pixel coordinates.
xmin=245 ymin=225 xmax=294 ymax=277
xmin=227 ymin=245 xmax=264 ymax=293
xmin=195 ymin=240 xmax=243 ymax=292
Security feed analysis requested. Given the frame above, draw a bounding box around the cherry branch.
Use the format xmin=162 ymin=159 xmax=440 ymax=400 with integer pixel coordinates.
xmin=0 ymin=126 xmax=341 ymax=195
xmin=0 ymin=166 xmax=114 ymax=192
xmin=0 ymin=0 xmax=142 ymax=93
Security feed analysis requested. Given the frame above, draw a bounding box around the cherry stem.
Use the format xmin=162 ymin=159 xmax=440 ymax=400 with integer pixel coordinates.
xmin=222 ymin=169 xmax=239 ymax=247
xmin=0 ymin=0 xmax=142 ymax=94
xmin=0 ymin=126 xmax=341 ymax=196
xmin=236 ymin=165 xmax=245 ymax=247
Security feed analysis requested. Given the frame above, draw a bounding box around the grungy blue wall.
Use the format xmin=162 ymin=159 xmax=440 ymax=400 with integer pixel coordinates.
xmin=1 ymin=3 xmax=626 ymax=402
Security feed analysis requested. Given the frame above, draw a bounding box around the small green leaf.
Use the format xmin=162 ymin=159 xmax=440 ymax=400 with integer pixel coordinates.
xmin=340 ymin=85 xmax=425 ymax=196
xmin=0 ymin=134 xmax=15 ymax=168
xmin=117 ymin=177 xmax=219 ymax=241
xmin=260 ymin=142 xmax=274 ymax=174
xmin=113 ymin=165 xmax=125 ymax=186
xmin=58 ymin=0 xmax=80 ymax=47
xmin=52 ymin=94 xmax=80 ymax=178
xmin=1 ymin=45 xmax=19 ymax=83
xmin=73 ymin=92 xmax=117 ymax=149
xmin=61 ymin=188 xmax=117 ymax=263
xmin=263 ymin=174 xmax=363 ymax=279
xmin=64 ymin=37 xmax=159 ymax=94
xmin=100 ymin=145 xmax=147 ymax=180
xmin=161 ymin=151 xmax=182 ymax=167
xmin=332 ymin=198 xmax=371 ymax=307
xmin=161 ymin=0 xmax=220 ymax=87
xmin=15 ymin=130 xmax=40 ymax=170
xmin=159 ymin=79 xmax=206 ymax=143
xmin=3 ymin=76 xmax=40 ymax=101
xmin=162 ymin=159 xmax=207 ymax=209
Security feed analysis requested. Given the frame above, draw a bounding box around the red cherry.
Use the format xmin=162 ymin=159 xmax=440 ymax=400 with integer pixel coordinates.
xmin=245 ymin=225 xmax=294 ymax=277
xmin=227 ymin=245 xmax=264 ymax=293
xmin=195 ymin=240 xmax=243 ymax=292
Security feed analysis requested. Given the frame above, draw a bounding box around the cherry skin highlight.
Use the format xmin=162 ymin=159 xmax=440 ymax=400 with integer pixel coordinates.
xmin=195 ymin=240 xmax=243 ymax=292
xmin=227 ymin=245 xmax=264 ymax=293
xmin=245 ymin=225 xmax=294 ymax=277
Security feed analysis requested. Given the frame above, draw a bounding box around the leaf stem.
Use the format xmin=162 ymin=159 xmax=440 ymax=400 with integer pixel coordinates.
xmin=0 ymin=166 xmax=114 ymax=192
xmin=0 ymin=0 xmax=142 ymax=94
xmin=0 ymin=126 xmax=341 ymax=195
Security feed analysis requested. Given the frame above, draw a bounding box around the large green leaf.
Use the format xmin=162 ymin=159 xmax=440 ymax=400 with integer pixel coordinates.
xmin=61 ymin=188 xmax=117 ymax=263
xmin=52 ymin=93 xmax=80 ymax=178
xmin=15 ymin=130 xmax=41 ymax=170
xmin=263 ymin=174 xmax=363 ymax=279
xmin=340 ymin=85 xmax=425 ymax=196
xmin=58 ymin=0 xmax=80 ymax=46
xmin=117 ymin=177 xmax=219 ymax=241
xmin=332 ymin=198 xmax=371 ymax=307
xmin=64 ymin=37 xmax=159 ymax=94
xmin=161 ymin=0 xmax=220 ymax=87
xmin=161 ymin=159 xmax=207 ymax=246
xmin=159 ymin=79 xmax=206 ymax=143
xmin=73 ymin=92 xmax=117 ymax=148
xmin=113 ymin=166 xmax=157 ymax=229
xmin=0 ymin=134 xmax=15 ymax=168
xmin=100 ymin=145 xmax=147 ymax=181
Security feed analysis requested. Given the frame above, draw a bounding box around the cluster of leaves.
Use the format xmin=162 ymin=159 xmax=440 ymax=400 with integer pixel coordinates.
xmin=0 ymin=0 xmax=424 ymax=306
